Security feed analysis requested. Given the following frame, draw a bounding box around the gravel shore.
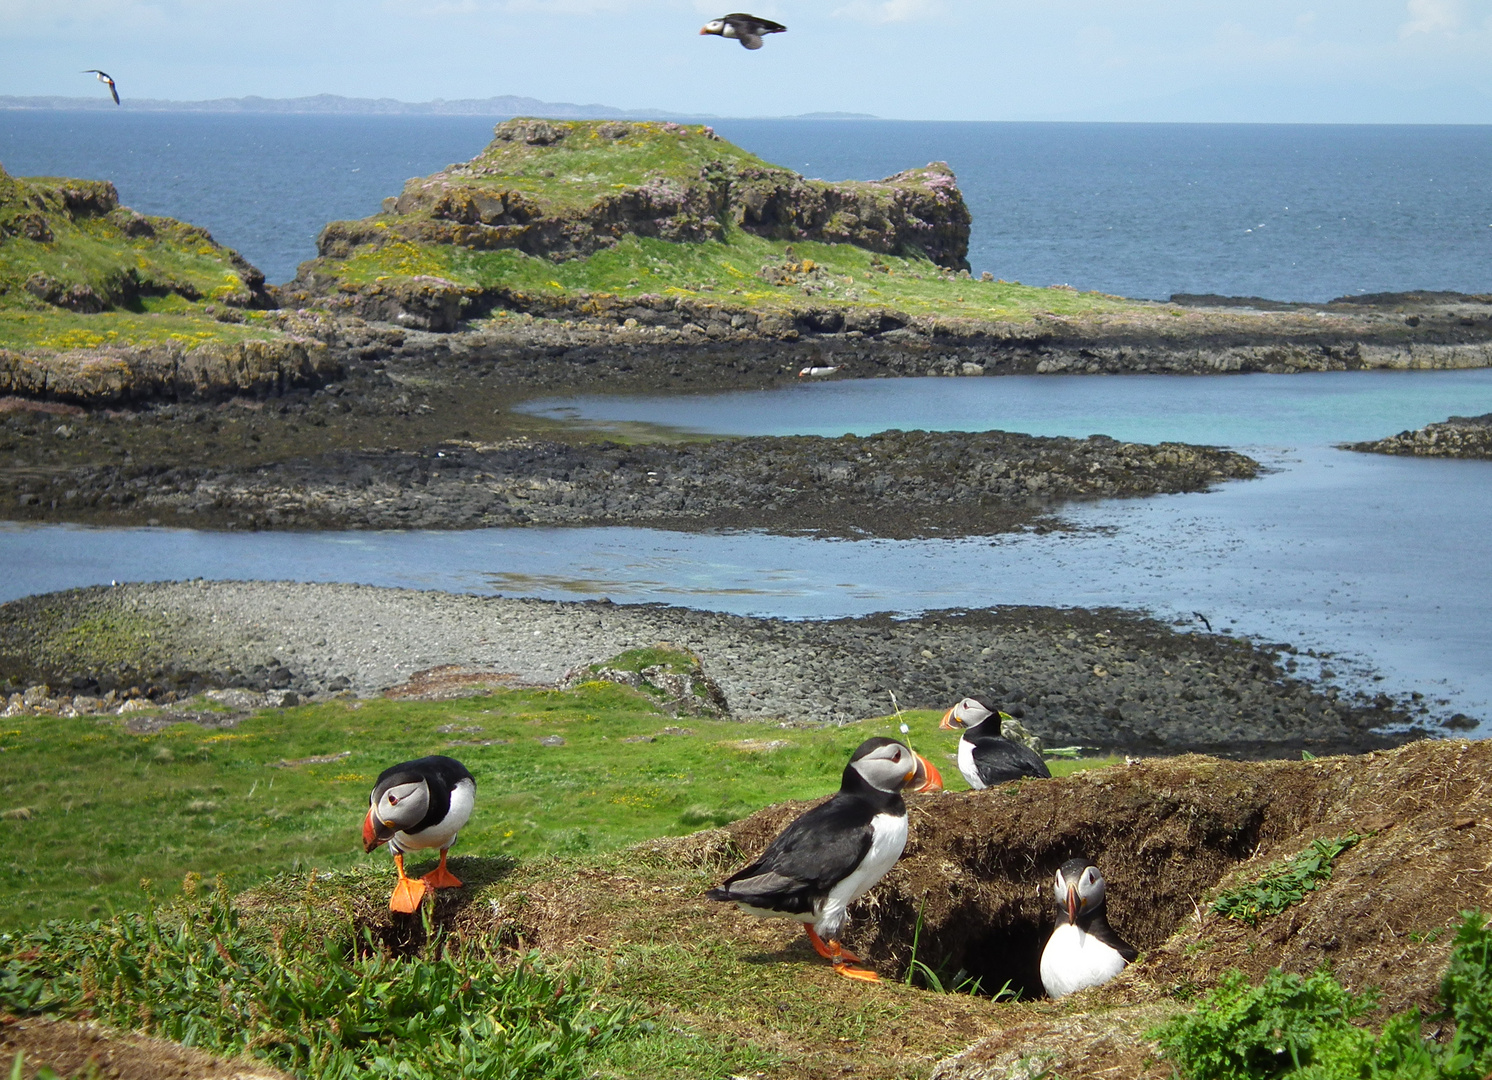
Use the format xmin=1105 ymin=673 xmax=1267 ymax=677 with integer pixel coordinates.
xmin=0 ymin=581 xmax=1425 ymax=757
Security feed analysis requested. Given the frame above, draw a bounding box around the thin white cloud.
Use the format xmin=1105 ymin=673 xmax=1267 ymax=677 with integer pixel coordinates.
xmin=1399 ymin=0 xmax=1463 ymax=36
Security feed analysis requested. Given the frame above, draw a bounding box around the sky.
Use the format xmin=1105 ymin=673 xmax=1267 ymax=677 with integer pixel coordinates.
xmin=3 ymin=0 xmax=1492 ymax=122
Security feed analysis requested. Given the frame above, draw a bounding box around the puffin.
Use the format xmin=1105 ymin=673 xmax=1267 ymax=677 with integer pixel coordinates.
xmin=707 ymin=737 xmax=941 ymax=981
xmin=940 ymin=696 xmax=1051 ymax=789
xmin=699 ymin=13 xmax=787 ymax=49
xmin=362 ymin=755 xmax=475 ymax=913
xmin=83 ymin=70 xmax=120 ymax=105
xmin=1040 ymin=856 xmax=1137 ymax=998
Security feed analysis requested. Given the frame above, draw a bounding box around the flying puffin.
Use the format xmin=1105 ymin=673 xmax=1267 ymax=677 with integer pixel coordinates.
xmin=1040 ymin=856 xmax=1137 ymax=998
xmin=707 ymin=737 xmax=941 ymax=981
xmin=362 ymin=755 xmax=475 ymax=913
xmin=83 ymin=70 xmax=120 ymax=105
xmin=940 ymin=696 xmax=1052 ymax=789
xmin=699 ymin=13 xmax=787 ymax=49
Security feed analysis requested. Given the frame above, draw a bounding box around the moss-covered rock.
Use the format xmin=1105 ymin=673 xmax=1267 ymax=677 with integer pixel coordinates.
xmin=287 ymin=119 xmax=972 ymax=329
xmin=0 ymin=163 xmax=271 ymax=312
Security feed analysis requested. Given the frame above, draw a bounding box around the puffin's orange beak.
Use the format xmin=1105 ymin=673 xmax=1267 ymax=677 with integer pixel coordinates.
xmin=1065 ymin=885 xmax=1079 ymax=924
xmin=699 ymin=26 xmax=710 ymax=34
xmin=362 ymin=807 xmax=384 ymax=852
xmin=910 ymin=754 xmax=942 ymax=793
xmin=939 ymin=706 xmax=961 ymax=731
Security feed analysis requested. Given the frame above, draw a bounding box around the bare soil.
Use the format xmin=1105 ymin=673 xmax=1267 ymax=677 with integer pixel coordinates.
xmin=0 ymin=1016 xmax=291 ymax=1080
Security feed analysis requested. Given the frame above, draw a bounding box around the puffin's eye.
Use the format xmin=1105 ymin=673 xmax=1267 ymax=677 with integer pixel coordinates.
xmin=388 ymin=795 xmax=399 ymax=805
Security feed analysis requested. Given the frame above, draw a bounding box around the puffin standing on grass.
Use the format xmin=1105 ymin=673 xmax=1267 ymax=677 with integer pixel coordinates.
xmin=940 ymin=696 xmax=1051 ymax=788
xmin=1039 ymin=857 xmax=1137 ymax=998
xmin=363 ymin=755 xmax=475 ymax=913
xmin=707 ymin=737 xmax=941 ymax=981
xmin=699 ymin=13 xmax=787 ymax=49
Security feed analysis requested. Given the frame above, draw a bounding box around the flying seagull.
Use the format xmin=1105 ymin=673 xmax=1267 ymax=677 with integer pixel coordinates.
xmin=700 ymin=13 xmax=786 ymax=49
xmin=83 ymin=70 xmax=120 ymax=105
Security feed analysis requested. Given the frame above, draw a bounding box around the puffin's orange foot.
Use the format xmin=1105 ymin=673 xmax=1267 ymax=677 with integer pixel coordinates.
xmin=390 ymin=875 xmax=427 ymax=913
xmin=805 ymin=927 xmax=862 ymax=964
xmin=832 ymin=961 xmax=881 ymax=982
xmin=421 ymin=864 xmax=463 ymax=889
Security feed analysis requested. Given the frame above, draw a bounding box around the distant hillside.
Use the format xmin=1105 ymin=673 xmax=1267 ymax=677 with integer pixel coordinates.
xmin=0 ymin=93 xmax=876 ymax=120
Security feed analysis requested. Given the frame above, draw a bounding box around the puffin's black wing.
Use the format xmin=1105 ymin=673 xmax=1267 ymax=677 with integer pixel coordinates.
xmin=107 ymin=80 xmax=120 ymax=106
xmin=374 ymin=755 xmax=474 ymax=834
xmin=708 ymin=795 xmax=873 ymax=914
xmin=966 ymin=734 xmax=1052 ymax=786
xmin=726 ymin=12 xmax=787 ymax=33
xmin=1088 ymin=913 xmax=1139 ymax=962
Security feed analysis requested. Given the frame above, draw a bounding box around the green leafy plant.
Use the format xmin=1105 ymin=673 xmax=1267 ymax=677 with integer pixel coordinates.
xmin=0 ymin=875 xmax=639 ymax=1080
xmin=1212 ymin=835 xmax=1362 ymax=926
xmin=1153 ymin=910 xmax=1492 ymax=1080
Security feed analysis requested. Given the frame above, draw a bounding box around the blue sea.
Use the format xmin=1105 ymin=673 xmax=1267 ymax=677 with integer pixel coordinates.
xmin=2 ymin=111 xmax=1491 ymax=300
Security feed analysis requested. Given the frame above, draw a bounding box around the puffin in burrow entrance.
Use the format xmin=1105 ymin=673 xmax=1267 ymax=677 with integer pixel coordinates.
xmin=940 ymin=696 xmax=1052 ymax=788
xmin=1039 ymin=856 xmax=1137 ymax=998
xmin=699 ymin=13 xmax=787 ymax=49
xmin=362 ymin=755 xmax=475 ymax=913
xmin=83 ymin=70 xmax=120 ymax=105
xmin=707 ymin=737 xmax=941 ymax=981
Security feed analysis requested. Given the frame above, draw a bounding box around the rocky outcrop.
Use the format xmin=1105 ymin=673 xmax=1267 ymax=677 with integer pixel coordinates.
xmin=0 ymin=335 xmax=337 ymax=404
xmin=0 ymin=168 xmax=270 ymax=310
xmin=1344 ymin=412 xmax=1492 ymax=458
xmin=317 ymin=118 xmax=969 ymax=270
xmin=287 ymin=119 xmax=971 ymax=327
xmin=0 ymin=428 xmax=1259 ymax=537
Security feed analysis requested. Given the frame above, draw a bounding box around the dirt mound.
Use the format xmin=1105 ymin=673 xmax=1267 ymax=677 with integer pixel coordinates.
xmin=0 ymin=1017 xmax=290 ymax=1080
xmin=724 ymin=741 xmax=1491 ymax=1013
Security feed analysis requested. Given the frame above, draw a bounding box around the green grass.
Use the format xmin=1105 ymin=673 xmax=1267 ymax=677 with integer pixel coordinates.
xmin=1153 ymin=911 xmax=1492 ymax=1079
xmin=0 ymin=165 xmax=281 ymax=354
xmin=1211 ymin=835 xmax=1363 ymax=926
xmin=0 ymin=877 xmax=640 ymax=1080
xmin=328 ymin=229 xmax=1137 ymax=324
xmin=0 ymin=306 xmax=283 ymax=352
xmin=0 ymin=686 xmax=1115 ymax=928
xmin=445 ymin=120 xmax=772 ymax=212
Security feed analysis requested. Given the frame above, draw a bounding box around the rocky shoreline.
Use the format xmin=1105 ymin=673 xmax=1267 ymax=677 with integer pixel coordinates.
xmin=0 ymin=581 xmax=1437 ymax=757
xmin=1344 ymin=412 xmax=1492 ymax=458
xmin=0 ymin=419 xmax=1257 ymax=536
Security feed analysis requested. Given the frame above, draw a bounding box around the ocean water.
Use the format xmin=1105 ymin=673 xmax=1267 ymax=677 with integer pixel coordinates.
xmin=2 ymin=111 xmax=1491 ymax=300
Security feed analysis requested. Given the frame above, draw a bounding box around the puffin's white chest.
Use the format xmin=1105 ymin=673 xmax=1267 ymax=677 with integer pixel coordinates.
xmin=1040 ymin=923 xmax=1129 ymax=999
xmin=832 ymin=812 xmax=908 ymax=905
xmin=956 ymin=739 xmax=985 ymax=789
xmin=393 ymin=777 xmax=474 ymax=853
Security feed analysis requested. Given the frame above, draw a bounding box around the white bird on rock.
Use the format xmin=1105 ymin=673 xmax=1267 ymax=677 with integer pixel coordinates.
xmin=700 ymin=13 xmax=787 ymax=49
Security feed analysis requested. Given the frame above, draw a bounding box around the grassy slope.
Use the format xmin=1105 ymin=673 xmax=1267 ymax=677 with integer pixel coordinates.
xmin=0 ymin=166 xmax=282 ymax=352
xmin=332 ymin=230 xmax=1140 ymax=323
xmin=0 ymin=683 xmax=1111 ymax=928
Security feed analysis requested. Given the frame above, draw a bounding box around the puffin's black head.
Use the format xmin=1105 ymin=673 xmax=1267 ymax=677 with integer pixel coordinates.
xmin=846 ymin=737 xmax=942 ymax=794
xmin=940 ymin=696 xmax=998 ymax=731
xmin=362 ymin=766 xmax=432 ymax=852
xmin=1053 ymin=857 xmax=1107 ymax=924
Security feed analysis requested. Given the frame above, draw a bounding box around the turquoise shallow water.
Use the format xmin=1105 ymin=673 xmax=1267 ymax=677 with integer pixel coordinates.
xmin=2 ymin=370 xmax=1490 ymax=728
xmin=518 ymin=369 xmax=1492 ymax=445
